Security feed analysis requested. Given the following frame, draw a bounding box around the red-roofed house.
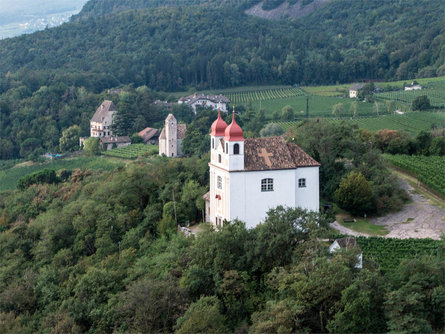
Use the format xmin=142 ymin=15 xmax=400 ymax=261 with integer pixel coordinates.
xmin=138 ymin=127 xmax=159 ymax=145
xmin=204 ymin=110 xmax=320 ymax=228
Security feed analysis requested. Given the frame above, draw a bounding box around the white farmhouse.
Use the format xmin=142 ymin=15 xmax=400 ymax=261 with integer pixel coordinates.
xmin=204 ymin=110 xmax=320 ymax=229
xmin=178 ymin=93 xmax=230 ymax=113
xmin=404 ymin=83 xmax=423 ymax=91
xmin=349 ymin=83 xmax=364 ymax=98
xmin=329 ymin=237 xmax=363 ymax=269
xmin=158 ymin=114 xmax=187 ymax=157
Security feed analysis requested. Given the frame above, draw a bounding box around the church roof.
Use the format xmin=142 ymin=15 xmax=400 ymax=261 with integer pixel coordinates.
xmin=224 ymin=112 xmax=244 ymax=141
xmin=210 ymin=110 xmax=228 ymax=137
xmin=91 ymin=100 xmax=117 ymax=122
xmin=244 ymin=137 xmax=320 ymax=171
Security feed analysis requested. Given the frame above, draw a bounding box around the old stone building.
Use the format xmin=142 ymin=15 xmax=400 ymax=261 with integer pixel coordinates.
xmin=90 ymin=100 xmax=117 ymax=137
xmin=158 ymin=114 xmax=187 ymax=157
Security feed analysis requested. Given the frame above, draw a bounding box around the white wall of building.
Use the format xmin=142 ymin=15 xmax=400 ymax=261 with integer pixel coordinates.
xmin=229 ymin=169 xmax=297 ymax=229
xmin=295 ymin=167 xmax=320 ymax=212
xmin=209 ymin=165 xmax=320 ymax=229
xmin=349 ymin=90 xmax=358 ymax=98
xmin=90 ymin=112 xmax=115 ymax=137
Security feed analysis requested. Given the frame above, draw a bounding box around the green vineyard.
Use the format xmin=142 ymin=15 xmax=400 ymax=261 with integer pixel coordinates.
xmin=384 ymin=154 xmax=445 ymax=196
xmin=356 ymin=237 xmax=442 ymax=273
xmin=225 ymin=87 xmax=305 ymax=104
xmin=274 ymin=112 xmax=445 ymax=136
xmin=376 ymin=80 xmax=445 ymax=108
xmin=102 ymin=144 xmax=158 ymax=159
xmin=355 ymin=112 xmax=445 ymax=135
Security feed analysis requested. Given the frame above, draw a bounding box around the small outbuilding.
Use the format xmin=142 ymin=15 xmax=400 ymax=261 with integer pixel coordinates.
xmin=100 ymin=136 xmax=131 ymax=151
xmin=329 ymin=237 xmax=363 ymax=269
xmin=138 ymin=127 xmax=159 ymax=145
xmin=349 ymin=83 xmax=364 ymax=98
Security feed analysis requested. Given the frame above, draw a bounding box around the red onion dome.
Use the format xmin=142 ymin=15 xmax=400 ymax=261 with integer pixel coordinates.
xmin=210 ymin=109 xmax=228 ymax=137
xmin=224 ymin=111 xmax=244 ymax=141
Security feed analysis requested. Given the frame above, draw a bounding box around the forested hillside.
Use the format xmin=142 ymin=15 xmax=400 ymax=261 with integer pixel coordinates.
xmin=0 ymin=0 xmax=444 ymax=158
xmin=0 ymin=0 xmax=443 ymax=91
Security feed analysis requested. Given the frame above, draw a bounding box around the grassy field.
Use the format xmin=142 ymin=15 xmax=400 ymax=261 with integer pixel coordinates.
xmin=102 ymin=144 xmax=158 ymax=159
xmin=0 ymin=156 xmax=124 ymax=192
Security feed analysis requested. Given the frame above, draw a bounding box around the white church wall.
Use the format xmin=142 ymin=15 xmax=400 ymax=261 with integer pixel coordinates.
xmin=294 ymin=167 xmax=320 ymax=212
xmin=229 ymin=169 xmax=296 ymax=229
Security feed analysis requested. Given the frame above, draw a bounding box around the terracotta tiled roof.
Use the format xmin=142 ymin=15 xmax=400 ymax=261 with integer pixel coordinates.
xmin=177 ymin=124 xmax=187 ymax=140
xmin=138 ymin=127 xmax=159 ymax=141
xmin=244 ymin=137 xmax=319 ymax=171
xmin=287 ymin=142 xmax=321 ymax=167
xmin=100 ymin=136 xmax=131 ymax=144
xmin=91 ymin=100 xmax=117 ymax=122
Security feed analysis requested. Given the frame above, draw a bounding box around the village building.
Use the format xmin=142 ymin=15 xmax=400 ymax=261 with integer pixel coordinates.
xmin=138 ymin=127 xmax=159 ymax=145
xmin=100 ymin=136 xmax=131 ymax=151
xmin=79 ymin=100 xmax=118 ymax=148
xmin=178 ymin=93 xmax=230 ymax=113
xmin=329 ymin=237 xmax=363 ymax=269
xmin=349 ymin=83 xmax=364 ymax=98
xmin=404 ymin=83 xmax=423 ymax=91
xmin=90 ymin=100 xmax=117 ymax=137
xmin=158 ymin=114 xmax=187 ymax=157
xmin=203 ymin=110 xmax=320 ymax=229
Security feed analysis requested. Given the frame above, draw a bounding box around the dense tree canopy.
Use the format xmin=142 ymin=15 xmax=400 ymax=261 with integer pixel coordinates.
xmin=0 ymin=154 xmax=443 ymax=333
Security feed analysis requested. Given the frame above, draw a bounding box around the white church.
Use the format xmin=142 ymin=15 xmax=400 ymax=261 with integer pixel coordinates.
xmin=204 ymin=110 xmax=320 ymax=229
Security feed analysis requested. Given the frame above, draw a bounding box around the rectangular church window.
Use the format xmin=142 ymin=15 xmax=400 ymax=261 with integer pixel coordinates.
xmin=261 ymin=178 xmax=274 ymax=192
xmin=298 ymin=178 xmax=306 ymax=188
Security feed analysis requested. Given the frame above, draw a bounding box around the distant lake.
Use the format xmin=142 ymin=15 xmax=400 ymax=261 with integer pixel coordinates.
xmin=0 ymin=0 xmax=88 ymax=38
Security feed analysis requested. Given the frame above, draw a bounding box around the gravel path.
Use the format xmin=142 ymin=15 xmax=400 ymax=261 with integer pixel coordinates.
xmin=331 ymin=177 xmax=445 ymax=240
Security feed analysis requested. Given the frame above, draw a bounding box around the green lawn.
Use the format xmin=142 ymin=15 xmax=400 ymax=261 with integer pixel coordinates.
xmin=337 ymin=215 xmax=389 ymax=236
xmin=0 ymin=156 xmax=124 ymax=192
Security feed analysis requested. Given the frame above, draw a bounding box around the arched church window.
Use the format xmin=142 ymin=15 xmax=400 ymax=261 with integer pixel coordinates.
xmin=218 ymin=154 xmax=221 ymax=163
xmin=261 ymin=178 xmax=274 ymax=192
xmin=226 ymin=143 xmax=228 ymax=153
xmin=212 ymin=138 xmax=214 ymax=149
xmin=217 ymin=176 xmax=222 ymax=189
xmin=234 ymin=143 xmax=240 ymax=155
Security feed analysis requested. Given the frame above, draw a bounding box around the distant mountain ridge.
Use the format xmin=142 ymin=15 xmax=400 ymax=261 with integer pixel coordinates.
xmin=72 ymin=0 xmax=257 ymax=20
